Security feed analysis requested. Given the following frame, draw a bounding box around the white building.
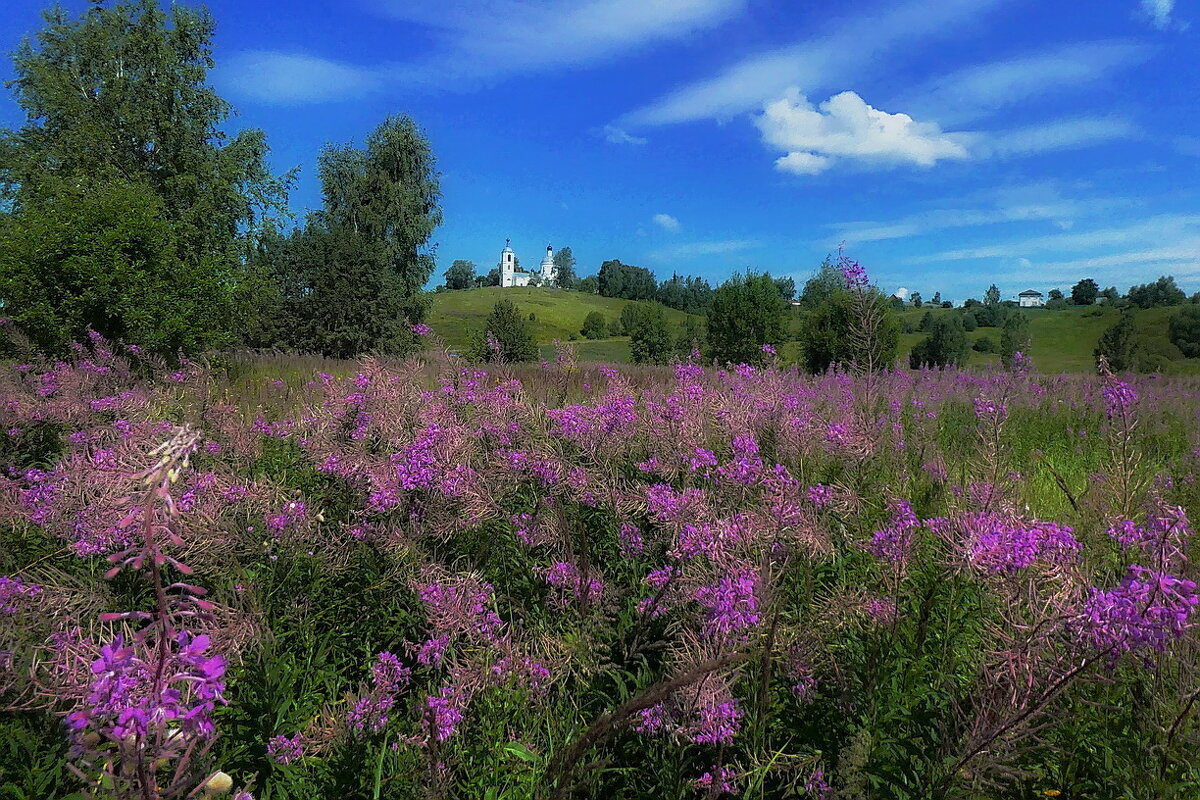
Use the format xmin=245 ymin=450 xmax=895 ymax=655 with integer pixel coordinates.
xmin=499 ymin=239 xmax=557 ymax=288
xmin=1018 ymin=289 xmax=1045 ymax=308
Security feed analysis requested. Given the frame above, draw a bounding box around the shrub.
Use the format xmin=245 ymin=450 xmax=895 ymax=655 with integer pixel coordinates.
xmin=706 ymin=272 xmax=789 ymax=365
xmin=468 ymin=298 xmax=538 ymax=362
xmin=580 ymin=311 xmax=608 ymax=340
xmin=1095 ymin=309 xmax=1140 ymax=371
xmin=910 ymin=315 xmax=970 ymax=368
xmin=1000 ymin=313 xmax=1032 ymax=368
xmin=973 ymin=336 xmax=996 ymax=353
xmin=1168 ymin=305 xmax=1200 ymax=358
xmin=961 ymin=312 xmax=978 ymax=331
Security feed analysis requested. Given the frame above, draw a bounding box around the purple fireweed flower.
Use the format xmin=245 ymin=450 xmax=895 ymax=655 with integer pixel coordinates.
xmin=424 ymin=686 xmax=466 ymax=741
xmin=869 ymin=500 xmax=920 ymax=565
xmin=692 ymin=699 xmax=742 ymax=745
xmin=0 ymin=575 xmax=42 ymax=615
xmin=412 ymin=323 xmax=433 ymax=337
xmin=695 ymin=569 xmax=760 ymax=643
xmin=1077 ymin=565 xmax=1198 ymax=663
xmin=633 ymin=702 xmax=674 ymax=735
xmin=804 ymin=769 xmax=833 ymax=799
xmin=965 ymin=514 xmax=1081 ymax=573
xmin=267 ymin=732 xmax=304 ymax=764
xmin=1102 ymin=380 xmax=1138 ymax=419
xmin=544 ymin=561 xmax=604 ymax=605
xmin=694 ymin=765 xmax=739 ymax=795
xmin=973 ymin=396 xmax=1008 ymax=422
xmin=618 ymin=522 xmax=644 ymax=557
xmin=839 ymin=256 xmax=869 ymax=290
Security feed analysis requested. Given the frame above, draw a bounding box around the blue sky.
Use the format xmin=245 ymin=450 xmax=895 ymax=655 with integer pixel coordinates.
xmin=2 ymin=0 xmax=1197 ymax=302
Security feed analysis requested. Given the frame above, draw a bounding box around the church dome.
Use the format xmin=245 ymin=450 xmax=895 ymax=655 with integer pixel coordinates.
xmin=540 ymin=245 xmax=554 ymax=269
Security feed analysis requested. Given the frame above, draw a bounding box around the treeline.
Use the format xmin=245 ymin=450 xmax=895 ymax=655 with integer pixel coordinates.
xmin=0 ymin=0 xmax=440 ymax=361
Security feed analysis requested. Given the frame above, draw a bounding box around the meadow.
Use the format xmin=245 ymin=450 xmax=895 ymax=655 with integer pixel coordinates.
xmin=2 ymin=334 xmax=1199 ymax=800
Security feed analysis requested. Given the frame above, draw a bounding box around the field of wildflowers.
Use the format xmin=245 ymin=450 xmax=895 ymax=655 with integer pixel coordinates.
xmin=3 ymin=325 xmax=1200 ymax=799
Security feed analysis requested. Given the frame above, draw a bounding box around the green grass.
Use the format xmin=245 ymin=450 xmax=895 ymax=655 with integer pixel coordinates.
xmin=428 ymin=287 xmax=702 ymax=350
xmin=896 ymin=304 xmax=1200 ymax=373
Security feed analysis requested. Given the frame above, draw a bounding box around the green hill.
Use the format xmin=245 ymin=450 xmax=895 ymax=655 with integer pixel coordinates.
xmin=427 ymin=286 xmax=702 ymax=352
xmin=892 ymin=304 xmax=1200 ymax=374
xmin=429 ymin=288 xmax=1199 ymax=372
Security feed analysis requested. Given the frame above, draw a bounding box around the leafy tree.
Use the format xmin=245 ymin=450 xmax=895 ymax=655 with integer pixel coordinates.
xmin=1071 ymin=278 xmax=1099 ymax=305
xmin=470 ymin=298 xmax=537 ymax=362
xmin=961 ymin=311 xmax=978 ymax=331
xmin=444 ymin=260 xmax=475 ymax=290
xmin=1047 ymin=288 xmax=1068 ymax=310
xmin=1100 ymin=286 xmax=1121 ymax=303
xmin=657 ymin=273 xmax=713 ymax=314
xmin=918 ymin=310 xmax=935 ymax=332
xmin=0 ymin=0 xmax=290 ymax=355
xmin=985 ymin=284 xmax=1002 ymax=306
xmin=484 ymin=267 xmax=501 ymax=287
xmin=1095 ymin=309 xmax=1140 ymax=371
xmin=1000 ymin=312 xmax=1032 ymax=368
xmin=799 ymin=258 xmax=845 ymax=307
xmin=1128 ymin=275 xmax=1186 ymax=309
xmin=707 ymin=272 xmax=788 ymax=365
xmin=553 ymin=246 xmax=577 ymax=289
xmin=931 ymin=291 xmax=942 ymax=306
xmin=1168 ymin=305 xmax=1200 ymax=358
xmin=264 ymin=115 xmax=441 ymax=357
xmin=580 ymin=311 xmax=607 ymax=339
xmin=578 ymin=275 xmax=599 ymax=294
xmin=941 ymin=301 xmax=953 ymax=308
xmin=675 ymin=315 xmax=705 ymax=358
xmin=909 ymin=315 xmax=969 ymax=369
xmin=627 ymin=302 xmax=675 ymax=365
xmin=911 ymin=291 xmax=923 ymax=308
xmin=598 ymin=260 xmax=625 ymax=298
xmin=774 ymin=276 xmax=797 ymax=302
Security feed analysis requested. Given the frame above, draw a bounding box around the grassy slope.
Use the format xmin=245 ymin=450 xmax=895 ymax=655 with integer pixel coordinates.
xmin=431 ymin=289 xmax=1199 ymax=372
xmin=428 ymin=286 xmax=701 ymax=350
xmin=893 ymin=305 xmax=1200 ymax=373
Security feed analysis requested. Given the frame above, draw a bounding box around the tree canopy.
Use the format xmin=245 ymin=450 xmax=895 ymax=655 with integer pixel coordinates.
xmin=706 ymin=272 xmax=788 ymax=365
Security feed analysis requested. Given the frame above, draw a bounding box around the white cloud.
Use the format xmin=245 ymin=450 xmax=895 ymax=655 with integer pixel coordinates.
xmin=893 ymin=287 xmax=910 ymax=299
xmin=653 ymin=213 xmax=681 ymax=232
xmin=221 ymin=52 xmax=382 ymax=104
xmin=755 ymin=90 xmax=971 ymax=175
xmin=603 ymin=125 xmax=648 ymax=146
xmin=649 ymin=239 xmax=757 ymax=260
xmin=905 ymin=213 xmax=1200 ymax=264
xmin=894 ymin=40 xmax=1152 ymax=126
xmin=832 ymin=188 xmax=1134 ymax=244
xmin=226 ymin=0 xmax=746 ymax=104
xmin=982 ymin=117 xmax=1138 ymax=157
xmin=374 ymin=0 xmax=745 ymax=79
xmin=1140 ymin=0 xmax=1178 ymax=29
xmin=620 ymin=0 xmax=1011 ymax=127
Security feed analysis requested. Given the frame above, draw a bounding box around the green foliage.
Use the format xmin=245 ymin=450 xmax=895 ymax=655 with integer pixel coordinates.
xmin=800 ymin=287 xmax=899 ymax=374
xmin=985 ymin=284 xmax=1002 ymax=306
xmin=257 ymin=115 xmax=441 ymax=357
xmin=961 ymin=311 xmax=978 ymax=331
xmin=597 ymin=259 xmax=656 ymax=300
xmin=1128 ymin=275 xmax=1187 ymax=309
xmin=656 ymin=273 xmax=713 ymax=314
xmin=917 ymin=311 xmax=934 ymax=332
xmin=580 ymin=311 xmax=607 ymax=340
xmin=799 ymin=257 xmax=844 ymax=307
xmin=1072 ymin=278 xmax=1099 ymax=305
xmin=706 ymin=271 xmax=788 ymax=365
xmin=626 ymin=302 xmax=675 ymax=365
xmin=911 ymin=291 xmax=923 ymax=308
xmin=1168 ymin=305 xmax=1200 ymax=357
xmin=577 ymin=275 xmax=599 ymax=294
xmin=0 ymin=176 xmax=238 ymax=356
xmin=1095 ymin=309 xmax=1140 ymax=371
xmin=0 ymin=0 xmax=289 ymax=356
xmin=470 ymin=298 xmax=538 ymax=362
xmin=910 ymin=315 xmax=970 ymax=368
xmin=444 ymin=260 xmax=476 ymax=290
xmin=552 ymin=246 xmax=577 ymax=289
xmin=1000 ymin=312 xmax=1032 ymax=367
xmin=972 ymin=335 xmax=996 ymax=353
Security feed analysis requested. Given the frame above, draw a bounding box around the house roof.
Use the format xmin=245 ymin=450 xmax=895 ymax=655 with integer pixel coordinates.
xmin=1018 ymin=289 xmax=1044 ymax=296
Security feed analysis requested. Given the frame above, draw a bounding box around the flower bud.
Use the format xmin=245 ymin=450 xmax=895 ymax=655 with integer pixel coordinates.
xmin=204 ymin=771 xmax=234 ymax=795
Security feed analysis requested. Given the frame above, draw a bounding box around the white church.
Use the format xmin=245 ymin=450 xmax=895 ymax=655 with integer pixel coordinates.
xmin=499 ymin=239 xmax=558 ymax=287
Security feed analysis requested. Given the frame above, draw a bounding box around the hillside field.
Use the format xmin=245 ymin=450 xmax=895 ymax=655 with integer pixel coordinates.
xmin=427 ymin=286 xmax=703 ymax=351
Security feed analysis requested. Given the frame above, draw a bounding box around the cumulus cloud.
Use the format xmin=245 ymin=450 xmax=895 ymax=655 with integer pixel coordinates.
xmin=756 ymin=90 xmax=971 ymax=175
xmin=220 ymin=52 xmax=382 ymax=105
xmin=653 ymin=213 xmax=681 ymax=232
xmin=603 ymin=125 xmax=648 ymax=145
